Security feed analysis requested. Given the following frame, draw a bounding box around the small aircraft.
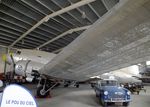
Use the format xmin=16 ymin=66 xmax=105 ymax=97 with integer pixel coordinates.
xmin=100 ymin=72 xmax=142 ymax=84
xmin=100 ymin=65 xmax=142 ymax=83
xmin=2 ymin=0 xmax=150 ymax=98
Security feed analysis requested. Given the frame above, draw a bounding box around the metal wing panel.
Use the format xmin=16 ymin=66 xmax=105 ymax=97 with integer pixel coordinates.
xmin=39 ymin=0 xmax=150 ymax=81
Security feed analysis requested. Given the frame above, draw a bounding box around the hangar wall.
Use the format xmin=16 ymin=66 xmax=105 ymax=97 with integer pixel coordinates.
xmin=0 ymin=47 xmax=7 ymax=73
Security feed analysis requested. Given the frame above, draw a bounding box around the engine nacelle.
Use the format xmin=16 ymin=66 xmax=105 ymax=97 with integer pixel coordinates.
xmin=15 ymin=60 xmax=42 ymax=82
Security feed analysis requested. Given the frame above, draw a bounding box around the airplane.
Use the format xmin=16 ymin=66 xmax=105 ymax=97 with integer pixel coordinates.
xmin=2 ymin=49 xmax=80 ymax=97
xmin=3 ymin=49 xmax=56 ymax=82
xmin=1 ymin=0 xmax=150 ymax=98
xmin=100 ymin=65 xmax=142 ymax=83
xmin=100 ymin=72 xmax=142 ymax=84
xmin=89 ymin=65 xmax=142 ymax=88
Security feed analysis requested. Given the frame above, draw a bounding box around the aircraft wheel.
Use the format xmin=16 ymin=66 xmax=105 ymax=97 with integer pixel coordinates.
xmin=76 ymin=84 xmax=79 ymax=88
xmin=37 ymin=86 xmax=49 ymax=98
xmin=64 ymin=84 xmax=69 ymax=87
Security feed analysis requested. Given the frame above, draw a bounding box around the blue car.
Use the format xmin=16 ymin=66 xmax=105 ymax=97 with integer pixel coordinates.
xmin=94 ymin=79 xmax=131 ymax=106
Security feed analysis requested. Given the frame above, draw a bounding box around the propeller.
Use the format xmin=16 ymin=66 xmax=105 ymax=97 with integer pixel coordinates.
xmin=2 ymin=52 xmax=16 ymax=85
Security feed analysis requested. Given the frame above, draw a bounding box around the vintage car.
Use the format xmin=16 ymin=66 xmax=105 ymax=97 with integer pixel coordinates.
xmin=94 ymin=79 xmax=131 ymax=106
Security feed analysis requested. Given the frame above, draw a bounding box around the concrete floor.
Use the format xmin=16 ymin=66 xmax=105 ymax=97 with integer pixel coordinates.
xmin=24 ymin=84 xmax=150 ymax=107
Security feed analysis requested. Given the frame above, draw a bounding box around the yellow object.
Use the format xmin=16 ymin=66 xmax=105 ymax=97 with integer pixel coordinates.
xmin=9 ymin=52 xmax=13 ymax=56
xmin=2 ymin=54 xmax=7 ymax=62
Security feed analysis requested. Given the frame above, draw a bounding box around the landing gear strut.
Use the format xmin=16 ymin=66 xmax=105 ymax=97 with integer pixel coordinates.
xmin=74 ymin=83 xmax=79 ymax=88
xmin=37 ymin=86 xmax=49 ymax=98
xmin=36 ymin=79 xmax=58 ymax=98
xmin=64 ymin=80 xmax=80 ymax=88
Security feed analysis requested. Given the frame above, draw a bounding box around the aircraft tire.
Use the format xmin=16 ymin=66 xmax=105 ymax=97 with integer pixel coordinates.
xmin=76 ymin=84 xmax=79 ymax=88
xmin=37 ymin=86 xmax=49 ymax=98
xmin=64 ymin=84 xmax=69 ymax=87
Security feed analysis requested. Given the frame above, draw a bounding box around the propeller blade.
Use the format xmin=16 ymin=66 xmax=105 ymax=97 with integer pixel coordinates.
xmin=2 ymin=54 xmax=7 ymax=62
xmin=2 ymin=52 xmax=16 ymax=84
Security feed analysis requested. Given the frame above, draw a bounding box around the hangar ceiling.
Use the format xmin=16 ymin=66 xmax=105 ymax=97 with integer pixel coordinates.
xmin=0 ymin=0 xmax=119 ymax=53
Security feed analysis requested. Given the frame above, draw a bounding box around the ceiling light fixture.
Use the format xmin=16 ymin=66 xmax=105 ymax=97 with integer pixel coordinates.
xmin=44 ymin=17 xmax=50 ymax=22
xmin=81 ymin=11 xmax=86 ymax=19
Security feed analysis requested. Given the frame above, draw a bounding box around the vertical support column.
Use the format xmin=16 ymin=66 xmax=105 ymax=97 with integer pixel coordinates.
xmin=101 ymin=0 xmax=119 ymax=10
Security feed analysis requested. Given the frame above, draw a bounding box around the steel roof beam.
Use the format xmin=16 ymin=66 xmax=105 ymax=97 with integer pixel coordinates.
xmin=0 ymin=31 xmax=45 ymax=45
xmin=59 ymin=36 xmax=73 ymax=43
xmin=67 ymin=0 xmax=93 ymax=24
xmin=37 ymin=25 xmax=91 ymax=49
xmin=0 ymin=31 xmax=18 ymax=39
xmin=20 ymin=0 xmax=69 ymax=30
xmin=0 ymin=17 xmax=60 ymax=40
xmin=0 ymin=35 xmax=15 ymax=42
xmin=0 ymin=24 xmax=23 ymax=34
xmin=51 ymin=0 xmax=83 ymax=27
xmin=37 ymin=0 xmax=79 ymax=28
xmin=52 ymin=47 xmax=64 ymax=53
xmin=2 ymin=2 xmax=40 ymax=22
xmin=1 ymin=5 xmax=61 ymax=35
xmin=0 ymin=40 xmax=11 ymax=45
xmin=0 ymin=27 xmax=20 ymax=36
xmin=0 ymin=10 xmax=32 ymax=26
xmin=0 ymin=24 xmax=50 ymax=42
xmin=88 ymin=4 xmax=101 ymax=18
xmin=0 ymin=10 xmax=57 ymax=36
xmin=76 ymin=8 xmax=93 ymax=24
xmin=0 ymin=17 xmax=49 ymax=36
xmin=0 ymin=33 xmax=43 ymax=48
xmin=101 ymin=0 xmax=109 ymax=10
xmin=101 ymin=0 xmax=118 ymax=11
xmin=10 ymin=0 xmax=95 ymax=47
xmin=44 ymin=29 xmax=84 ymax=47
xmin=2 ymin=2 xmax=59 ymax=35
xmin=14 ymin=44 xmax=35 ymax=49
xmin=0 ymin=44 xmax=11 ymax=49
xmin=0 ymin=17 xmax=27 ymax=29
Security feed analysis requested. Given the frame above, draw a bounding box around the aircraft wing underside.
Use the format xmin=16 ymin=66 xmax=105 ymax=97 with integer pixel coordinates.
xmin=39 ymin=0 xmax=150 ymax=81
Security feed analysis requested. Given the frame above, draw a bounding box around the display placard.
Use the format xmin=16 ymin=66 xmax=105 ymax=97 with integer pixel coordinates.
xmin=0 ymin=84 xmax=37 ymax=107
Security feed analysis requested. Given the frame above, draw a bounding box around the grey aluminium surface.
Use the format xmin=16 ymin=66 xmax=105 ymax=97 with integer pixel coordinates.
xmin=39 ymin=0 xmax=150 ymax=81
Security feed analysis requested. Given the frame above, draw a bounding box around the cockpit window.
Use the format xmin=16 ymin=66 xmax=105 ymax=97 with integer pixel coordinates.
xmin=16 ymin=51 xmax=21 ymax=55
